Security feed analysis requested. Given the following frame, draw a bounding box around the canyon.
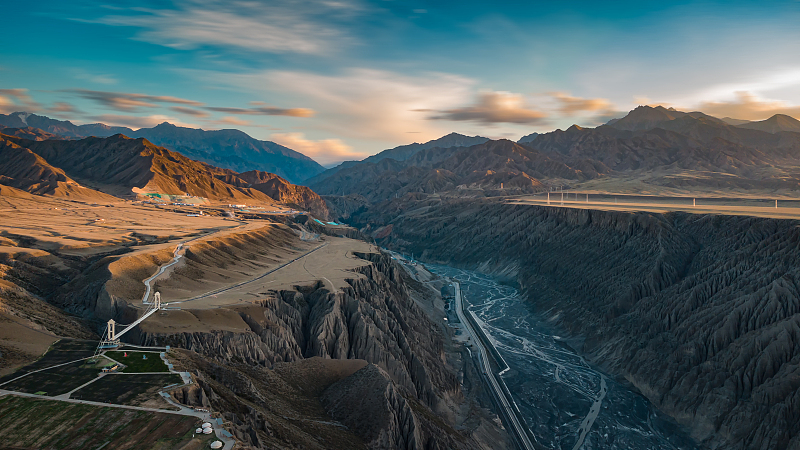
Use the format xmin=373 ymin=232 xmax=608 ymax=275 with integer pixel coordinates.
xmin=348 ymin=196 xmax=800 ymax=449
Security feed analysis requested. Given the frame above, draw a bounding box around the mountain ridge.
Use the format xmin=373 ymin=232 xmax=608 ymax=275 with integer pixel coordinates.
xmin=0 ymin=112 xmax=325 ymax=183
xmin=0 ymin=132 xmax=329 ymax=217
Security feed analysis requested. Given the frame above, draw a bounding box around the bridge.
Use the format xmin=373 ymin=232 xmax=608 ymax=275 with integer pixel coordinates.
xmin=95 ymin=292 xmax=163 ymax=356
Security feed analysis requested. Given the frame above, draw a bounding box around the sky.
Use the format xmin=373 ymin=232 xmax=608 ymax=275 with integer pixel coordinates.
xmin=2 ymin=0 xmax=800 ymax=166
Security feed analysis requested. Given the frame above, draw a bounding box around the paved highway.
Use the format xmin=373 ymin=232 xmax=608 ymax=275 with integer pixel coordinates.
xmin=453 ymin=281 xmax=537 ymax=450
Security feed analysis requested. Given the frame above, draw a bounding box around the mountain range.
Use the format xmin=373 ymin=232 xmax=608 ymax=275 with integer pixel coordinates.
xmin=303 ymin=132 xmax=490 ymax=186
xmin=0 ymin=131 xmax=328 ymax=217
xmin=310 ymin=106 xmax=800 ymax=210
xmin=0 ymin=112 xmax=324 ymax=184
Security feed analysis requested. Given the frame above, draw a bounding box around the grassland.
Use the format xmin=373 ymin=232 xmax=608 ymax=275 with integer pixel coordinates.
xmin=106 ymin=351 xmax=169 ymax=373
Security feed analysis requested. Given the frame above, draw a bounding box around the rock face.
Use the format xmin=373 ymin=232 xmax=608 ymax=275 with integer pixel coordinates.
xmin=353 ymin=198 xmax=800 ymax=449
xmin=143 ymin=250 xmax=493 ymax=449
xmin=141 ymin=253 xmax=456 ymax=411
xmin=322 ymin=364 xmax=423 ymax=449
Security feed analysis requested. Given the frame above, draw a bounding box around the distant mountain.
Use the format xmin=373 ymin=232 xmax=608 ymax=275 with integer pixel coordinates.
xmin=721 ymin=117 xmax=751 ymax=126
xmin=0 ymin=112 xmax=133 ymax=138
xmin=133 ymin=123 xmax=324 ymax=184
xmin=304 ymin=132 xmax=489 ymax=186
xmin=605 ymin=105 xmax=727 ymax=131
xmin=315 ymin=105 xmax=800 ymax=210
xmin=310 ymin=139 xmax=606 ymax=203
xmin=735 ymin=114 xmax=800 ymax=134
xmin=517 ymin=132 xmax=538 ymax=143
xmin=0 ymin=126 xmax=63 ymax=141
xmin=0 ymin=132 xmax=329 ymax=217
xmin=0 ymin=112 xmax=325 ymax=184
xmin=363 ymin=132 xmax=490 ymax=164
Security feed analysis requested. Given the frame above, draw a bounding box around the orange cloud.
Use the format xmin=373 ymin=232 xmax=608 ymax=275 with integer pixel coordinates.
xmin=270 ymin=132 xmax=366 ymax=166
xmin=695 ymin=91 xmax=800 ymax=121
xmin=550 ymin=92 xmax=612 ymax=115
xmin=216 ymin=116 xmax=251 ymax=126
xmin=0 ymin=88 xmax=39 ymax=112
xmin=170 ymin=106 xmax=210 ymax=117
xmin=432 ymin=90 xmax=547 ymax=124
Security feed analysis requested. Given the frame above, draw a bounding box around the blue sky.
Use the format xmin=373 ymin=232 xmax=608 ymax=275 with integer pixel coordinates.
xmin=2 ymin=0 xmax=800 ymax=165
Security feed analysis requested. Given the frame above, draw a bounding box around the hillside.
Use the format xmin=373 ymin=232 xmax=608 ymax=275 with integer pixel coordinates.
xmin=134 ymin=122 xmax=324 ymax=183
xmin=0 ymin=113 xmax=326 ymax=183
xmin=0 ymin=134 xmax=117 ymax=200
xmin=238 ymin=170 xmax=329 ymax=217
xmin=0 ymin=133 xmax=329 ymax=216
xmin=736 ymin=114 xmax=800 ymax=134
xmin=304 ymin=132 xmax=489 ymax=186
xmin=0 ymin=126 xmax=64 ymax=141
xmin=308 ymin=139 xmax=603 ymax=202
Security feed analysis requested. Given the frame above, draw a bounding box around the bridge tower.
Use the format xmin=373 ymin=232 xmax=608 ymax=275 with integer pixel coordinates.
xmin=107 ymin=319 xmax=116 ymax=341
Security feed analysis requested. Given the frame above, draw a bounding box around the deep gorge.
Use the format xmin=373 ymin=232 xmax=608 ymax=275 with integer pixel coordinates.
xmin=351 ymin=198 xmax=800 ymax=450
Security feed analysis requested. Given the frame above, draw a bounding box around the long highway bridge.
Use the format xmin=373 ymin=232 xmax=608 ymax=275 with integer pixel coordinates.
xmin=453 ymin=281 xmax=538 ymax=450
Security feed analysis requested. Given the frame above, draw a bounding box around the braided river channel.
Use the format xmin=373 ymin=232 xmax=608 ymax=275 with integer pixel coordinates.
xmin=426 ymin=264 xmax=699 ymax=450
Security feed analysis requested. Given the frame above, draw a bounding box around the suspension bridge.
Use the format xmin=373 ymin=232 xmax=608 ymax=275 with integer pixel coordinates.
xmin=93 ymin=292 xmax=164 ymax=360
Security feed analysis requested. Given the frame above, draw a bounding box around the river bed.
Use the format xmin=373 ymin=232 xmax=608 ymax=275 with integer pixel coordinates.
xmin=426 ymin=264 xmax=698 ymax=450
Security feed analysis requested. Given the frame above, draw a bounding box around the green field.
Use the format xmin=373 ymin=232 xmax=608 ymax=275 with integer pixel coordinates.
xmin=0 ymin=396 xmax=211 ymax=450
xmin=106 ymin=351 xmax=169 ymax=373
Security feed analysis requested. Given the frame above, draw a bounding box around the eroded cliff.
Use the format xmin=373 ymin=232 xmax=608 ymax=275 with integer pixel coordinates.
xmin=352 ymin=197 xmax=800 ymax=450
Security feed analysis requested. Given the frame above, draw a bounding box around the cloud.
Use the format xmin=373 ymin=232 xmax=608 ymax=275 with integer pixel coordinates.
xmin=48 ymin=102 xmax=80 ymax=114
xmin=550 ymin=92 xmax=612 ymax=115
xmin=270 ymin=132 xmax=366 ymax=166
xmin=694 ymin=91 xmax=800 ymax=121
xmin=69 ymin=89 xmax=203 ymax=112
xmin=89 ymin=114 xmax=198 ymax=129
xmin=96 ymin=0 xmax=359 ymax=55
xmin=432 ymin=91 xmax=547 ymax=124
xmin=205 ymin=105 xmax=314 ymax=117
xmin=0 ymin=95 xmax=13 ymax=113
xmin=0 ymin=88 xmax=40 ymax=112
xmin=215 ymin=116 xmax=251 ymax=126
xmin=263 ymin=68 xmax=476 ymax=142
xmin=170 ymin=106 xmax=210 ymax=117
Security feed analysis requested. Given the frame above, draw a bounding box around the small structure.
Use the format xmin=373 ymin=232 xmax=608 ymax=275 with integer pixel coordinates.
xmin=210 ymin=441 xmax=223 ymax=449
xmin=201 ymin=422 xmax=212 ymax=428
xmin=202 ymin=428 xmax=213 ymax=435
xmin=101 ymin=364 xmax=119 ymax=373
xmin=195 ymin=428 xmax=203 ymax=434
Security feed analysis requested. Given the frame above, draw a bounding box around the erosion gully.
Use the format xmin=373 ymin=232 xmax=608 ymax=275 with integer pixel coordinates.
xmin=426 ymin=264 xmax=699 ymax=450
